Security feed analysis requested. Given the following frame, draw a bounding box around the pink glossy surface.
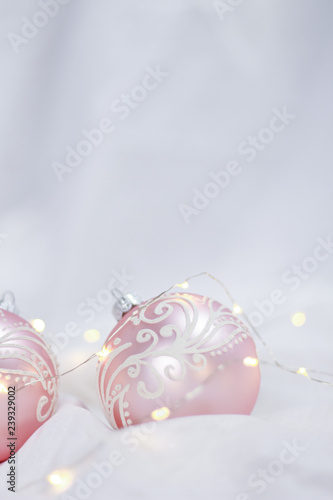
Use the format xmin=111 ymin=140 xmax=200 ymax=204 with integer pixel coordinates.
xmin=97 ymin=293 xmax=260 ymax=429
xmin=0 ymin=309 xmax=58 ymax=462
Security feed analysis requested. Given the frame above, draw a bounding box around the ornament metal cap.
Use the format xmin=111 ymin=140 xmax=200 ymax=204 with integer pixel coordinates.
xmin=112 ymin=289 xmax=142 ymax=320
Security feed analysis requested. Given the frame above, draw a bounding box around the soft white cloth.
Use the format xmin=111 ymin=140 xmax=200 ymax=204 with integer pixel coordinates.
xmin=0 ymin=389 xmax=333 ymax=499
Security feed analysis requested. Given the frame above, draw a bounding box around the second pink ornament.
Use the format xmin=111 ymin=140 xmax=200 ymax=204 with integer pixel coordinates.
xmin=97 ymin=292 xmax=260 ymax=428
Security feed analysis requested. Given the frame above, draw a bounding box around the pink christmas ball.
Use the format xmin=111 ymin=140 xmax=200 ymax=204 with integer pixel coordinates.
xmin=0 ymin=309 xmax=58 ymax=462
xmin=97 ymin=292 xmax=260 ymax=428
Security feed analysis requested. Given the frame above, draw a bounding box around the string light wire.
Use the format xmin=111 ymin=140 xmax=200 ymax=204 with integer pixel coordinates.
xmin=7 ymin=272 xmax=333 ymax=393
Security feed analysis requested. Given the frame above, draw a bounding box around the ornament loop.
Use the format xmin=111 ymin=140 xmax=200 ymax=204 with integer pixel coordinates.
xmin=0 ymin=290 xmax=18 ymax=313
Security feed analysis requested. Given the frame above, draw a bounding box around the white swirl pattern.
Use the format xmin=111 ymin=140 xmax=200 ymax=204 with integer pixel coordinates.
xmin=0 ymin=309 xmax=58 ymax=423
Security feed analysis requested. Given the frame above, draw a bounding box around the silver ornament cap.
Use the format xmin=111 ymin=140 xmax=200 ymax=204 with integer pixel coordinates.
xmin=112 ymin=289 xmax=142 ymax=320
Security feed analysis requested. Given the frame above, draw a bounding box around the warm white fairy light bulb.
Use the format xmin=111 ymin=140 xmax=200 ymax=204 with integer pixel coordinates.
xmin=292 ymin=312 xmax=306 ymax=327
xmin=84 ymin=329 xmax=100 ymax=343
xmin=47 ymin=470 xmax=73 ymax=491
xmin=48 ymin=473 xmax=62 ymax=485
xmin=151 ymin=407 xmax=170 ymax=421
xmin=297 ymin=367 xmax=309 ymax=378
xmin=31 ymin=318 xmax=45 ymax=333
xmin=176 ymin=281 xmax=189 ymax=289
xmin=233 ymin=303 xmax=242 ymax=314
xmin=243 ymin=357 xmax=259 ymax=367
xmin=97 ymin=346 xmax=111 ymax=359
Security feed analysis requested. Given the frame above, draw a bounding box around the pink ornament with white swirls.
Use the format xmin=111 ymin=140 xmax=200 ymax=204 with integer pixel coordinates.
xmin=0 ymin=309 xmax=58 ymax=462
xmin=97 ymin=292 xmax=260 ymax=428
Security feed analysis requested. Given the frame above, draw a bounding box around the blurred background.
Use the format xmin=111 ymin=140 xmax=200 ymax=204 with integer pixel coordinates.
xmin=1 ymin=0 xmax=333 ymax=421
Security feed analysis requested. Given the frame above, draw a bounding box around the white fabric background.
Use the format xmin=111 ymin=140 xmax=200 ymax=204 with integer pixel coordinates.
xmin=0 ymin=0 xmax=333 ymax=498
